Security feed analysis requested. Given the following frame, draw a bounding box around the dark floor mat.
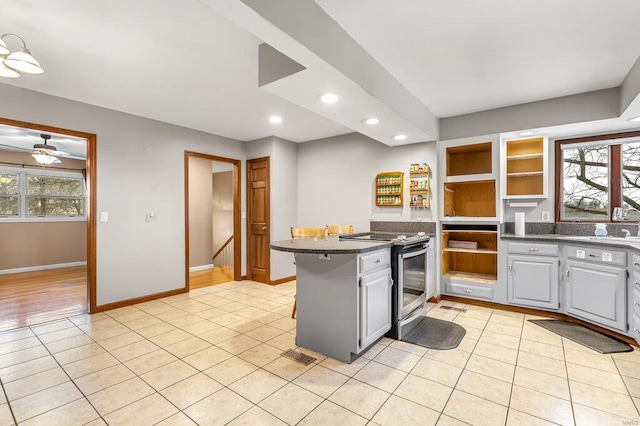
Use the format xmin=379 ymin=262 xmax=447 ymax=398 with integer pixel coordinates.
xmin=402 ymin=316 xmax=466 ymax=350
xmin=529 ymin=319 xmax=633 ymax=354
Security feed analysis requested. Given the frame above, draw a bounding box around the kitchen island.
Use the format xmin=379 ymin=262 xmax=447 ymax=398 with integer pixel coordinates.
xmin=271 ymin=236 xmax=393 ymax=363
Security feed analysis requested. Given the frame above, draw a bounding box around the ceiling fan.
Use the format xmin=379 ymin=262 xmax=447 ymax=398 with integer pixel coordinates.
xmin=0 ymin=133 xmax=84 ymax=164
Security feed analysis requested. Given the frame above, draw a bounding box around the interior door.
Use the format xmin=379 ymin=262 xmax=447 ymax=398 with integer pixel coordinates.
xmin=247 ymin=157 xmax=270 ymax=283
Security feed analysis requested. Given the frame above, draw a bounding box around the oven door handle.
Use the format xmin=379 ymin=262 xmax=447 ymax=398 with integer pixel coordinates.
xmin=400 ymin=246 xmax=427 ymax=259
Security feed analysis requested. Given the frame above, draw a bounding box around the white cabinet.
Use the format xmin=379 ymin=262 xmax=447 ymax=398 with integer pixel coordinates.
xmin=359 ymin=268 xmax=392 ymax=349
xmin=507 ymin=242 xmax=559 ymax=310
xmin=500 ymin=136 xmax=548 ymax=199
xmin=294 ymin=247 xmax=391 ymax=363
xmin=508 ymin=255 xmax=559 ymax=310
xmin=630 ymin=253 xmax=640 ymax=345
xmin=565 ymin=245 xmax=627 ymax=332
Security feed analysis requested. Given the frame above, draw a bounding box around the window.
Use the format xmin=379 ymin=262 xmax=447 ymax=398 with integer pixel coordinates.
xmin=556 ymin=131 xmax=640 ymax=221
xmin=0 ymin=168 xmax=85 ymax=220
xmin=27 ymin=175 xmax=84 ymax=216
xmin=0 ymin=173 xmax=19 ymax=216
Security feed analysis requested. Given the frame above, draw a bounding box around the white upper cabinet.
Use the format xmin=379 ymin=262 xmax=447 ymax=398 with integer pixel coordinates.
xmin=500 ymin=136 xmax=548 ymax=199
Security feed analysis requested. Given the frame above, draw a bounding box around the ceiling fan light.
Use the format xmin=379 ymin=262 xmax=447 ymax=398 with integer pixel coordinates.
xmin=4 ymin=49 xmax=44 ymax=74
xmin=32 ymin=153 xmax=58 ymax=165
xmin=0 ymin=61 xmax=20 ymax=78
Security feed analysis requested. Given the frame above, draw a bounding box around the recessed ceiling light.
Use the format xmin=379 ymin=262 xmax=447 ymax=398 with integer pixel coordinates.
xmin=518 ymin=131 xmax=535 ymax=136
xmin=319 ymin=93 xmax=340 ymax=104
xmin=269 ymin=115 xmax=282 ymax=124
xmin=393 ymin=134 xmax=407 ymax=141
xmin=628 ymin=116 xmax=640 ymax=123
xmin=362 ymin=118 xmax=380 ymax=125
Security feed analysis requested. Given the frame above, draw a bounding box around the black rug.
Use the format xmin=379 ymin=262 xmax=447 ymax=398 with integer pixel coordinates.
xmin=529 ymin=319 xmax=633 ymax=354
xmin=403 ymin=316 xmax=466 ymax=350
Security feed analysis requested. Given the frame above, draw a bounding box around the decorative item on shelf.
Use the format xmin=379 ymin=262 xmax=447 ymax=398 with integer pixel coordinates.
xmin=409 ymin=162 xmax=430 ymax=208
xmin=375 ymin=171 xmax=404 ymax=206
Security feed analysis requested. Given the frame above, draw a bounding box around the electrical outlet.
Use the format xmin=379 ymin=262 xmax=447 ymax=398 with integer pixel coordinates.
xmin=100 ymin=212 xmax=109 ymax=222
xmin=541 ymin=211 xmax=550 ymax=222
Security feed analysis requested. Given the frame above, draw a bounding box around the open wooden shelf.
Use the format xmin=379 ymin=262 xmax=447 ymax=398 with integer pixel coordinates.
xmin=446 ymin=142 xmax=492 ymax=176
xmin=443 ymin=180 xmax=495 ymax=218
xmin=443 ymin=247 xmax=498 ymax=254
xmin=504 ymin=137 xmax=545 ymax=197
xmin=443 ymin=271 xmax=498 ymax=285
xmin=441 ymin=223 xmax=498 ymax=284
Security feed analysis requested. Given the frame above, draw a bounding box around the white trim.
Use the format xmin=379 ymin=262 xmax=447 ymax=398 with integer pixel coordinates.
xmin=0 ymin=261 xmax=87 ymax=275
xmin=189 ymin=264 xmax=214 ymax=273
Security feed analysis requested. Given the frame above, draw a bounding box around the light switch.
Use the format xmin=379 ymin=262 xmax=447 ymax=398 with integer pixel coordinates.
xmin=541 ymin=211 xmax=550 ymax=222
xmin=100 ymin=212 xmax=109 ymax=222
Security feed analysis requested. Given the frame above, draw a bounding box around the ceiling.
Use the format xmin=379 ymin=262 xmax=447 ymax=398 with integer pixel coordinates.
xmin=1 ymin=0 xmax=639 ymax=150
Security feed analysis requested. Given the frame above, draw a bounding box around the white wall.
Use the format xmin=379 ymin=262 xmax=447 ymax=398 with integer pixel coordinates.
xmin=0 ymin=84 xmax=246 ymax=306
xmin=297 ymin=133 xmax=438 ymax=230
xmin=246 ymin=136 xmax=298 ymax=281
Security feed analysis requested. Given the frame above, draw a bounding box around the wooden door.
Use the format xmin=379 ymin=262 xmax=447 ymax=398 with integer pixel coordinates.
xmin=247 ymin=157 xmax=270 ymax=283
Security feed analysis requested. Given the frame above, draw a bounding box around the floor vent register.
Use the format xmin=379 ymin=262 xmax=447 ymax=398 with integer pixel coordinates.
xmin=439 ymin=305 xmax=467 ymax=313
xmin=281 ymin=349 xmax=316 ymax=366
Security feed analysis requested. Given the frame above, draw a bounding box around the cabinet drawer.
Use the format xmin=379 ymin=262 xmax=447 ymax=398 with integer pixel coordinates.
xmin=565 ymin=245 xmax=626 ymax=267
xmin=359 ymin=250 xmax=391 ymax=274
xmin=507 ymin=242 xmax=558 ymax=256
xmin=445 ymin=282 xmax=493 ymax=300
xmin=633 ymin=253 xmax=640 ymax=271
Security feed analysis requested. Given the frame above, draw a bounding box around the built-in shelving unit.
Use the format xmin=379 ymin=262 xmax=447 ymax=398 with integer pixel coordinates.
xmin=441 ymin=223 xmax=499 ymax=285
xmin=439 ymin=137 xmax=500 ymax=300
xmin=502 ymin=136 xmax=547 ymax=199
xmin=375 ymin=171 xmax=403 ymax=206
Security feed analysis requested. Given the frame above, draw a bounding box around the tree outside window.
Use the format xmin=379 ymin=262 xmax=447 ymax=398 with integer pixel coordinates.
xmin=558 ymin=133 xmax=640 ymax=221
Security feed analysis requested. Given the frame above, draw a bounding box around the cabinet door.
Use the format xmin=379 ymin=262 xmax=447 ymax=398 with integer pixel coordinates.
xmin=508 ymin=255 xmax=558 ymax=310
xmin=565 ymin=260 xmax=626 ymax=331
xmin=359 ymin=268 xmax=392 ymax=350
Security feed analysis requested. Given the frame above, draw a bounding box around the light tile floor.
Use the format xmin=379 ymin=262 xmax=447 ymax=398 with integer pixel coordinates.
xmin=0 ymin=280 xmax=639 ymax=425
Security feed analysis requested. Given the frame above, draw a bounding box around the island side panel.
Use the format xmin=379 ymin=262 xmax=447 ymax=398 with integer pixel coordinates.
xmin=295 ymin=253 xmax=358 ymax=363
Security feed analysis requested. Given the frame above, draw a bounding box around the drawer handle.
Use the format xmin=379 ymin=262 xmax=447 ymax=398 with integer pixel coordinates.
xmin=588 ymin=253 xmax=597 ymax=257
xmin=374 ymin=259 xmax=381 ymax=264
xmin=463 ymin=289 xmax=473 ymax=293
xmin=635 ymin=262 xmax=640 ymax=267
xmin=528 ymin=247 xmax=539 ymax=252
xmin=634 ymin=302 xmax=640 ymax=307
xmin=635 ymin=328 xmax=640 ymax=334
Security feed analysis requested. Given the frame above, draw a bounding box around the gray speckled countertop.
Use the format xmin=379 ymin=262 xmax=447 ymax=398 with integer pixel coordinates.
xmin=270 ymin=236 xmax=392 ymax=254
xmin=501 ymin=233 xmax=640 ymax=251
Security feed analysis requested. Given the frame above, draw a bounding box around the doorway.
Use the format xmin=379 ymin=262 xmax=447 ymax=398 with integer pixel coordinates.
xmin=184 ymin=152 xmax=241 ymax=289
xmin=0 ymin=118 xmax=97 ymax=330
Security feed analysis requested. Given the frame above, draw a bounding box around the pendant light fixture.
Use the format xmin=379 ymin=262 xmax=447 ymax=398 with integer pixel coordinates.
xmin=0 ymin=33 xmax=44 ymax=78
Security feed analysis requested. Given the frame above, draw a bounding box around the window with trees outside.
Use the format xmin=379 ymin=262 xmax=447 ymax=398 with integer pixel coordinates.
xmin=556 ymin=131 xmax=640 ymax=222
xmin=0 ymin=168 xmax=85 ymax=219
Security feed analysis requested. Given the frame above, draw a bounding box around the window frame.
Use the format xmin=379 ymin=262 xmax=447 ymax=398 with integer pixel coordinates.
xmin=0 ymin=166 xmax=86 ymax=222
xmin=555 ymin=130 xmax=640 ymax=222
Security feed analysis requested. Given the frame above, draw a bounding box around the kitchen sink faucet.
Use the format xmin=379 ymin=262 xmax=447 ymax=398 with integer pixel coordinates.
xmin=623 ymin=207 xmax=640 ymax=236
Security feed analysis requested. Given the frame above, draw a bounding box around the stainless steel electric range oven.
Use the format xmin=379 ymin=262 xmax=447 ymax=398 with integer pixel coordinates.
xmin=340 ymin=232 xmax=431 ymax=340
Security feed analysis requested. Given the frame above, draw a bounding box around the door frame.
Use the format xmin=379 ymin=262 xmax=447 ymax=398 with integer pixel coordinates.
xmin=0 ymin=117 xmax=97 ymax=313
xmin=246 ymin=156 xmax=270 ymax=283
xmin=184 ymin=151 xmax=241 ymax=286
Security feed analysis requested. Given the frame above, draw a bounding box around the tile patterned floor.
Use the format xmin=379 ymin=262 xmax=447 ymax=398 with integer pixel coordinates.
xmin=0 ymin=280 xmax=639 ymax=425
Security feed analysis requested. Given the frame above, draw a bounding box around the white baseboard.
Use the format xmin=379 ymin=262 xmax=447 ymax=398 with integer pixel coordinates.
xmin=189 ymin=264 xmax=214 ymax=273
xmin=0 ymin=261 xmax=88 ymax=275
